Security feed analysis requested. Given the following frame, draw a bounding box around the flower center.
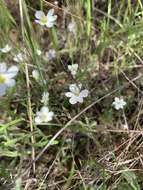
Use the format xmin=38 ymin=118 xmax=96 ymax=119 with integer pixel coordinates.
xmin=0 ymin=74 xmax=6 ymax=84
xmin=40 ymin=15 xmax=48 ymax=24
xmin=73 ymin=90 xmax=80 ymax=96
xmin=41 ymin=113 xmax=49 ymax=122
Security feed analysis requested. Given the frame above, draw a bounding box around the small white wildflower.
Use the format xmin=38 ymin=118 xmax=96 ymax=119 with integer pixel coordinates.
xmin=45 ymin=49 xmax=56 ymax=61
xmin=35 ymin=106 xmax=54 ymax=124
xmin=0 ymin=62 xmax=19 ymax=96
xmin=35 ymin=9 xmax=57 ymax=28
xmin=54 ymin=1 xmax=58 ymax=5
xmin=112 ymin=97 xmax=126 ymax=110
xmin=68 ymin=64 xmax=78 ymax=76
xmin=32 ymin=70 xmax=40 ymax=80
xmin=68 ymin=22 xmax=76 ymax=34
xmin=0 ymin=44 xmax=12 ymax=53
xmin=13 ymin=53 xmax=25 ymax=63
xmin=123 ymin=124 xmax=129 ymax=130
xmin=36 ymin=49 xmax=42 ymax=56
xmin=41 ymin=92 xmax=49 ymax=105
xmin=65 ymin=84 xmax=89 ymax=104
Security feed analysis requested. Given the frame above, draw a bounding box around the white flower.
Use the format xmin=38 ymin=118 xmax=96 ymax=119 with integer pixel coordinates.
xmin=32 ymin=70 xmax=40 ymax=80
xmin=65 ymin=84 xmax=89 ymax=104
xmin=54 ymin=1 xmax=58 ymax=5
xmin=45 ymin=49 xmax=56 ymax=61
xmin=123 ymin=124 xmax=128 ymax=130
xmin=35 ymin=106 xmax=54 ymax=124
xmin=35 ymin=9 xmax=57 ymax=27
xmin=0 ymin=44 xmax=12 ymax=53
xmin=112 ymin=97 xmax=126 ymax=110
xmin=68 ymin=22 xmax=76 ymax=34
xmin=13 ymin=53 xmax=25 ymax=63
xmin=41 ymin=92 xmax=49 ymax=105
xmin=36 ymin=49 xmax=42 ymax=56
xmin=0 ymin=62 xmax=18 ymax=96
xmin=68 ymin=64 xmax=78 ymax=76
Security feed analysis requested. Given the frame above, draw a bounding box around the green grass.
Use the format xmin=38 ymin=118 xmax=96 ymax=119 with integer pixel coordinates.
xmin=0 ymin=0 xmax=143 ymax=189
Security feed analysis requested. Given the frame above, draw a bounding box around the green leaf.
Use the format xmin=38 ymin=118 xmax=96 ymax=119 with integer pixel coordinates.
xmin=0 ymin=149 xmax=20 ymax=157
xmin=122 ymin=170 xmax=140 ymax=190
xmin=15 ymin=178 xmax=22 ymax=190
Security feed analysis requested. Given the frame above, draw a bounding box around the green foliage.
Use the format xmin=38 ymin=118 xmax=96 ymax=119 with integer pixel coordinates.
xmin=0 ymin=0 xmax=16 ymax=33
xmin=0 ymin=0 xmax=143 ymax=189
xmin=15 ymin=178 xmax=22 ymax=190
xmin=85 ymin=0 xmax=91 ymax=37
xmin=121 ymin=170 xmax=140 ymax=190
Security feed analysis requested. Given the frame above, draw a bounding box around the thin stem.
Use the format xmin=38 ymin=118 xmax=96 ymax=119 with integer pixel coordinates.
xmin=25 ymin=63 xmax=36 ymax=174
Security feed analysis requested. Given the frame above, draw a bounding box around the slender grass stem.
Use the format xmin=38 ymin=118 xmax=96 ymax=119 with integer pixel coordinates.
xmin=25 ymin=63 xmax=36 ymax=174
xmin=19 ymin=0 xmax=36 ymax=174
xmin=85 ymin=0 xmax=91 ymax=37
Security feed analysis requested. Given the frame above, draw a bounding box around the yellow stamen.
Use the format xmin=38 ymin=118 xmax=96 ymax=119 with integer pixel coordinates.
xmin=0 ymin=74 xmax=6 ymax=84
xmin=40 ymin=15 xmax=48 ymax=24
xmin=74 ymin=90 xmax=80 ymax=96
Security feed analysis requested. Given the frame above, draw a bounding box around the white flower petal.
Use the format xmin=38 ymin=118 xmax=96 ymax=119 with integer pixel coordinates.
xmin=80 ymin=89 xmax=89 ymax=98
xmin=48 ymin=112 xmax=54 ymax=121
xmin=45 ymin=49 xmax=56 ymax=60
xmin=0 ymin=62 xmax=18 ymax=95
xmin=121 ymin=99 xmax=126 ymax=106
xmin=47 ymin=9 xmax=54 ymax=17
xmin=0 ymin=62 xmax=7 ymax=73
xmin=115 ymin=105 xmax=120 ymax=110
xmin=35 ymin=10 xmax=45 ymax=19
xmin=41 ymin=106 xmax=49 ymax=113
xmin=65 ymin=92 xmax=73 ymax=97
xmin=68 ymin=22 xmax=76 ymax=34
xmin=68 ymin=65 xmax=72 ymax=70
xmin=32 ymin=70 xmax=39 ymax=80
xmin=0 ymin=44 xmax=11 ymax=53
xmin=36 ymin=49 xmax=42 ymax=56
xmin=35 ymin=19 xmax=41 ymax=24
xmin=77 ymin=96 xmax=83 ymax=103
xmin=7 ymin=66 xmax=19 ymax=78
xmin=69 ymin=84 xmax=79 ymax=93
xmin=68 ymin=64 xmax=78 ymax=76
xmin=41 ymin=92 xmax=49 ymax=104
xmin=46 ymin=21 xmax=55 ymax=28
xmin=36 ymin=111 xmax=41 ymax=117
xmin=13 ymin=53 xmax=24 ymax=62
xmin=78 ymin=84 xmax=82 ymax=89
xmin=0 ymin=84 xmax=7 ymax=96
xmin=114 ymin=97 xmax=120 ymax=102
xmin=35 ymin=116 xmax=42 ymax=124
xmin=5 ymin=79 xmax=15 ymax=87
xmin=69 ymin=97 xmax=77 ymax=104
xmin=48 ymin=15 xmax=57 ymax=22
